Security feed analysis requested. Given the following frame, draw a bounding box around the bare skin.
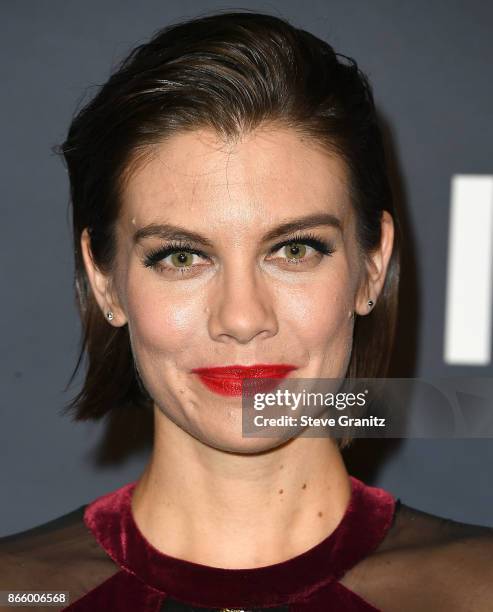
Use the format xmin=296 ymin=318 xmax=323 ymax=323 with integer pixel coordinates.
xmin=81 ymin=125 xmax=394 ymax=569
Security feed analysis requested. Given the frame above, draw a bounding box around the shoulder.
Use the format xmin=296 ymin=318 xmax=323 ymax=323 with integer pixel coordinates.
xmin=0 ymin=505 xmax=118 ymax=594
xmin=343 ymin=501 xmax=493 ymax=611
xmin=386 ymin=502 xmax=493 ymax=609
xmin=383 ymin=500 xmax=493 ymax=549
xmin=418 ymin=509 xmax=493 ymax=611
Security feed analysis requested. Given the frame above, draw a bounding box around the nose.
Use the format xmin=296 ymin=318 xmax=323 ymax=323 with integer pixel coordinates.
xmin=207 ymin=264 xmax=278 ymax=344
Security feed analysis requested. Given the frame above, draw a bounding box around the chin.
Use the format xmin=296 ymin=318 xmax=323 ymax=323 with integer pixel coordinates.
xmin=194 ymin=429 xmax=296 ymax=455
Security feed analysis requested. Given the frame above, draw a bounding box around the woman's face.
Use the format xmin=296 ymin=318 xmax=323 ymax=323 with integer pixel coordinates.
xmin=82 ymin=125 xmax=393 ymax=453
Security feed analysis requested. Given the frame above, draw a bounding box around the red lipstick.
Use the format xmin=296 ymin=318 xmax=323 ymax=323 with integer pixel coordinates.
xmin=190 ymin=364 xmax=298 ymax=397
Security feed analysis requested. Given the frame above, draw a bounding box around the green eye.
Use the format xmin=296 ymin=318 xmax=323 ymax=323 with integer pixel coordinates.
xmin=171 ymin=252 xmax=194 ymax=267
xmin=284 ymin=242 xmax=307 ymax=259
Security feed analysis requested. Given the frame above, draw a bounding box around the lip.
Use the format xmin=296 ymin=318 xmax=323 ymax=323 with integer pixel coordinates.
xmin=190 ymin=364 xmax=298 ymax=397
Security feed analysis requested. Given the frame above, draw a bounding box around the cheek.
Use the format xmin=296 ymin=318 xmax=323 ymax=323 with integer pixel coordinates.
xmin=124 ymin=276 xmax=203 ymax=357
xmin=281 ymin=269 xmax=354 ymax=346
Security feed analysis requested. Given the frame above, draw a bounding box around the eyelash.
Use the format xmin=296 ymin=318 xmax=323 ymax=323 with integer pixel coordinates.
xmin=142 ymin=232 xmax=335 ymax=275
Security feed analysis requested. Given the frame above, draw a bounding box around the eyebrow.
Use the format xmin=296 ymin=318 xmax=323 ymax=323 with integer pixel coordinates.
xmin=133 ymin=212 xmax=343 ymax=247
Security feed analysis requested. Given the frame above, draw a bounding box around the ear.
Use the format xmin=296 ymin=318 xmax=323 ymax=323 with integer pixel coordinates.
xmin=80 ymin=228 xmax=128 ymax=326
xmin=354 ymin=210 xmax=395 ymax=316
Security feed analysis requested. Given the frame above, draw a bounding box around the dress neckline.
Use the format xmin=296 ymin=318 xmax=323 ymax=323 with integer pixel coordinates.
xmin=83 ymin=475 xmax=396 ymax=608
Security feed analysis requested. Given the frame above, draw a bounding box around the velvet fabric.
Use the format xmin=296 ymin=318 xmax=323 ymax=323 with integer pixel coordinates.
xmin=64 ymin=476 xmax=397 ymax=610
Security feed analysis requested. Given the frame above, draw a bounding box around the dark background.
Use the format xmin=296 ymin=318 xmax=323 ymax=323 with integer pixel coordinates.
xmin=1 ymin=0 xmax=492 ymax=536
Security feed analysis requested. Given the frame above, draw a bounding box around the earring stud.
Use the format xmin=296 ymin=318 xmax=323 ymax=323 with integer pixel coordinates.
xmin=367 ymin=299 xmax=374 ymax=308
xmin=106 ymin=311 xmax=114 ymax=321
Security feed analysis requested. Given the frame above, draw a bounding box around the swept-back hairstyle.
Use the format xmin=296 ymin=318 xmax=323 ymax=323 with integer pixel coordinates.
xmin=59 ymin=11 xmax=400 ymax=449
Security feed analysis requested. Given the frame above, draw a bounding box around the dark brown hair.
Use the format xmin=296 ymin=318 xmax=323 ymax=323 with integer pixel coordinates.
xmin=59 ymin=11 xmax=400 ymax=448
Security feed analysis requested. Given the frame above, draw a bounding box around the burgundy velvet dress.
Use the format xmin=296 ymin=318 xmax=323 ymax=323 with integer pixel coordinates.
xmin=69 ymin=475 xmax=394 ymax=611
xmin=1 ymin=475 xmax=493 ymax=611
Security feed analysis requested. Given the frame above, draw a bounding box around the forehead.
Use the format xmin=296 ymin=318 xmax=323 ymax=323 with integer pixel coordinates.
xmin=119 ymin=126 xmax=353 ymax=234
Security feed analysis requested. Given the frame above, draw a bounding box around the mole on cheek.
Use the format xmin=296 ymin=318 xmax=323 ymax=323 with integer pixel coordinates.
xmin=302 ymin=483 xmax=307 ymax=490
xmin=278 ymin=489 xmax=284 ymax=494
xmin=317 ymin=511 xmax=323 ymax=518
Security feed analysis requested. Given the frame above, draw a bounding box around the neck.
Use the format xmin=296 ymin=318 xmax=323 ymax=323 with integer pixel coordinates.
xmin=131 ymin=405 xmax=352 ymax=569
